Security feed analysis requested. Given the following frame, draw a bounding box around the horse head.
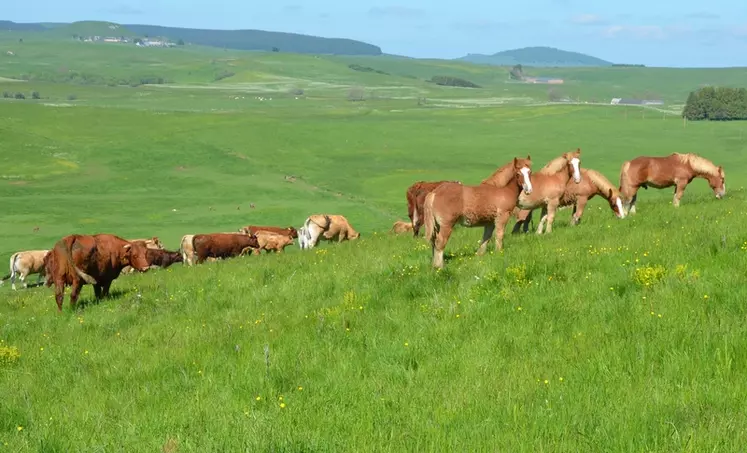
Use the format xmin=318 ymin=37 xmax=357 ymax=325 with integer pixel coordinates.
xmin=513 ymin=155 xmax=532 ymax=195
xmin=709 ymin=166 xmax=726 ymax=199
xmin=563 ymin=148 xmax=582 ymax=184
xmin=607 ymin=188 xmax=626 ymax=219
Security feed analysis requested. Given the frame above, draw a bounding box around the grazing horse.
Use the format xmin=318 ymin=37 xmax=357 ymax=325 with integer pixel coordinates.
xmin=511 ymin=149 xmax=582 ymax=234
xmin=423 ymin=157 xmax=533 ymax=269
xmin=619 ymin=152 xmax=726 ymax=214
xmin=534 ymin=168 xmax=625 ymax=233
xmin=406 ymin=180 xmax=461 ymax=237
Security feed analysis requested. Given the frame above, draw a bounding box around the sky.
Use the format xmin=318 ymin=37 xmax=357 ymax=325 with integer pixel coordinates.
xmin=5 ymin=0 xmax=747 ymax=67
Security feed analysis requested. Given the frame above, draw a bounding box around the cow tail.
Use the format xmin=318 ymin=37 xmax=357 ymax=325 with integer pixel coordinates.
xmin=57 ymin=237 xmax=98 ymax=285
xmin=423 ymin=192 xmax=438 ymax=246
xmin=323 ymin=215 xmax=331 ymax=230
xmin=0 ymin=253 xmax=17 ymax=283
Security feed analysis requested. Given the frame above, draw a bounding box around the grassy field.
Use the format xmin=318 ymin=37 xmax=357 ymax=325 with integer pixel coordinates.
xmin=2 ymin=40 xmax=747 ymax=451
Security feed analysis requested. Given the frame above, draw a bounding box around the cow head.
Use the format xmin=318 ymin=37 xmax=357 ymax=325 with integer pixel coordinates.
xmin=246 ymin=233 xmax=260 ymax=249
xmin=287 ymin=226 xmax=299 ymax=239
xmin=123 ymin=241 xmax=150 ymax=272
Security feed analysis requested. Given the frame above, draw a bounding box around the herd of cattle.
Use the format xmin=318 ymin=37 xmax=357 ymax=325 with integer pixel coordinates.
xmin=1 ymin=149 xmax=727 ymax=311
xmin=1 ymin=214 xmax=362 ymax=311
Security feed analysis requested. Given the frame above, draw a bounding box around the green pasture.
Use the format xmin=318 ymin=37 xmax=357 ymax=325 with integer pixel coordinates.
xmin=2 ymin=43 xmax=747 ymax=451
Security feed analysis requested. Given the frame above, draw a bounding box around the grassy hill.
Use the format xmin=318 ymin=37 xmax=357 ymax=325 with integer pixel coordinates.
xmin=2 ymin=39 xmax=747 ymax=451
xmin=0 ymin=20 xmax=382 ymax=55
xmin=459 ymin=46 xmax=614 ymax=67
xmin=2 ymin=83 xmax=747 ymax=451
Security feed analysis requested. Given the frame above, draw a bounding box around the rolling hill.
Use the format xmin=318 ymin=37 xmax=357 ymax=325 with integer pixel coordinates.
xmin=458 ymin=46 xmax=614 ymax=67
xmin=0 ymin=20 xmax=383 ymax=56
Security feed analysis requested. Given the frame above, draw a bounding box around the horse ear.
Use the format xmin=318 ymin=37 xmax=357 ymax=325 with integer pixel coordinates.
xmin=526 ymin=154 xmax=531 ymax=161
xmin=718 ymin=166 xmax=724 ymax=175
xmin=513 ymin=157 xmax=518 ymax=167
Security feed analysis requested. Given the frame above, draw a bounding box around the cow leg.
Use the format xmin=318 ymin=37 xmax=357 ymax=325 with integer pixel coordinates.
xmin=54 ymin=280 xmax=66 ymax=312
xmin=36 ymin=272 xmax=44 ymax=286
xmin=673 ymin=181 xmax=687 ymax=207
xmin=19 ymin=272 xmax=29 ymax=289
xmin=476 ymin=224 xmax=495 ymax=256
xmin=69 ymin=281 xmax=83 ymax=309
xmin=93 ymin=284 xmax=103 ymax=299
xmin=432 ymin=223 xmax=453 ymax=269
xmin=101 ymin=282 xmax=112 ymax=298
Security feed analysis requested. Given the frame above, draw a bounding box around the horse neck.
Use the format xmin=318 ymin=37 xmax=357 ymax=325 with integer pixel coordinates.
xmin=684 ymin=155 xmax=718 ymax=180
xmin=482 ymin=164 xmax=513 ymax=186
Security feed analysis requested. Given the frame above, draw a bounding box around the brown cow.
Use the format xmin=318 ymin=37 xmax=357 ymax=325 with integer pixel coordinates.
xmin=1 ymin=249 xmax=50 ymax=290
xmin=238 ymin=225 xmax=298 ymax=239
xmin=390 ymin=220 xmax=414 ymax=234
xmin=44 ymin=234 xmax=150 ymax=311
xmin=122 ymin=248 xmax=183 ymax=273
xmin=300 ymin=214 xmax=360 ymax=249
xmin=129 ymin=237 xmax=164 ymax=250
xmin=246 ymin=231 xmax=295 ymax=255
xmin=406 ymin=180 xmax=461 ymax=237
xmin=192 ymin=233 xmax=260 ymax=264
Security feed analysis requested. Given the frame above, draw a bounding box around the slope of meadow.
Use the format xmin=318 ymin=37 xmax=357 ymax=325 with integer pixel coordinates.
xmin=2 ymin=46 xmax=747 ymax=451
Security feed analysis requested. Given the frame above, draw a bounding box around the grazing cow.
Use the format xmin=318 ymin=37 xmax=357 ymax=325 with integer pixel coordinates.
xmin=238 ymin=225 xmax=298 ymax=239
xmin=122 ymin=248 xmax=183 ymax=273
xmin=390 ymin=220 xmax=414 ymax=234
xmin=43 ymin=234 xmax=151 ymax=311
xmin=191 ymin=233 xmax=260 ymax=264
xmin=247 ymin=231 xmax=295 ymax=255
xmin=129 ymin=236 xmax=164 ymax=250
xmin=1 ymin=250 xmax=50 ymax=290
xmin=300 ymin=214 xmax=360 ymax=249
xmin=406 ymin=180 xmax=461 ymax=237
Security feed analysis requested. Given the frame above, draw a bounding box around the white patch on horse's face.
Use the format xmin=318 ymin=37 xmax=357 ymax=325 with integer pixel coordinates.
xmin=520 ymin=167 xmax=532 ymax=194
xmin=570 ymin=157 xmax=581 ymax=183
xmin=716 ymin=181 xmax=726 ymax=199
xmin=615 ymin=197 xmax=626 ymax=219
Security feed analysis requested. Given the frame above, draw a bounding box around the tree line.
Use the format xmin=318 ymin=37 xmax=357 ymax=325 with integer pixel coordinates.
xmin=682 ymin=86 xmax=747 ymax=121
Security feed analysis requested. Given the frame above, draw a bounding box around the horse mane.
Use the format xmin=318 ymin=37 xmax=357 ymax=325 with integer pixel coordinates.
xmin=675 ymin=153 xmax=722 ymax=177
xmin=481 ymin=161 xmax=514 ymax=186
xmin=583 ymin=168 xmax=618 ymax=198
xmin=538 ymin=155 xmax=569 ymax=175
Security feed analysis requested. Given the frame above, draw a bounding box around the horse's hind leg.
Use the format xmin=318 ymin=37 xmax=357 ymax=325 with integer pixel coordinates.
xmin=476 ymin=224 xmax=495 ymax=256
xmin=537 ymin=206 xmax=548 ymax=234
xmin=432 ymin=223 xmax=453 ymax=269
xmin=629 ymin=192 xmax=638 ymax=214
xmin=572 ymin=198 xmax=588 ymax=225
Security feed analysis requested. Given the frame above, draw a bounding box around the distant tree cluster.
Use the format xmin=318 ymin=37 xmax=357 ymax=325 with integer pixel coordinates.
xmin=13 ymin=71 xmax=169 ymax=87
xmin=682 ymin=86 xmax=747 ymax=121
xmin=612 ymin=63 xmax=646 ymax=67
xmin=509 ymin=64 xmax=525 ymax=80
xmin=348 ymin=64 xmax=389 ymax=76
xmin=2 ymin=91 xmax=40 ymax=99
xmin=428 ymin=76 xmax=481 ymax=88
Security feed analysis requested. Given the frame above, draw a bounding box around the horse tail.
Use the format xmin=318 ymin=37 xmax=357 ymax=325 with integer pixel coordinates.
xmin=423 ymin=192 xmax=438 ymax=246
xmin=0 ymin=253 xmax=18 ymax=284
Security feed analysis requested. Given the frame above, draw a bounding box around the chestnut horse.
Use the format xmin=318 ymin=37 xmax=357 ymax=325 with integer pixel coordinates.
xmin=406 ymin=180 xmax=461 ymax=237
xmin=534 ymin=168 xmax=625 ymax=233
xmin=619 ymin=152 xmax=726 ymax=214
xmin=511 ymin=149 xmax=582 ymax=234
xmin=423 ymin=157 xmax=533 ymax=269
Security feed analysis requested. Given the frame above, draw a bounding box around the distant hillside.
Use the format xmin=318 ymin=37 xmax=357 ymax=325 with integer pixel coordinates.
xmin=458 ymin=46 xmax=613 ymax=67
xmin=0 ymin=20 xmax=382 ymax=56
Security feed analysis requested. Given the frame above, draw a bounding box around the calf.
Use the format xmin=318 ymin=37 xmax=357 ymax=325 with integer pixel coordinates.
xmin=192 ymin=233 xmax=260 ymax=264
xmin=44 ymin=234 xmax=150 ymax=311
xmin=249 ymin=231 xmax=295 ymax=255
xmin=129 ymin=236 xmax=164 ymax=250
xmin=122 ymin=248 xmax=183 ymax=273
xmin=301 ymin=214 xmax=360 ymax=249
xmin=390 ymin=220 xmax=414 ymax=234
xmin=1 ymin=249 xmax=50 ymax=290
xmin=238 ymin=225 xmax=298 ymax=239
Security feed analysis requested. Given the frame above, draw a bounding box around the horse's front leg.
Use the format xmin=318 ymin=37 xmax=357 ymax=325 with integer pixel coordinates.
xmin=536 ymin=206 xmax=548 ymax=234
xmin=572 ymin=197 xmax=588 ymax=225
xmin=673 ymin=181 xmax=687 ymax=207
xmin=476 ymin=224 xmax=495 ymax=256
xmin=542 ymin=199 xmax=561 ymax=234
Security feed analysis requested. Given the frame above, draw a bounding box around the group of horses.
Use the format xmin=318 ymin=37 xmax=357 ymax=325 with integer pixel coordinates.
xmin=403 ymin=150 xmax=726 ymax=269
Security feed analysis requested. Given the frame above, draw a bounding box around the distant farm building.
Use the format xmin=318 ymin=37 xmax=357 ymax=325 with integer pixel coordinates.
xmin=524 ymin=77 xmax=564 ymax=84
xmin=610 ymin=98 xmax=664 ymax=105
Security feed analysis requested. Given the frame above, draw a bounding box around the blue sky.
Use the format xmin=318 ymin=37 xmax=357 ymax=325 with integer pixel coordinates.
xmin=6 ymin=0 xmax=747 ymax=67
